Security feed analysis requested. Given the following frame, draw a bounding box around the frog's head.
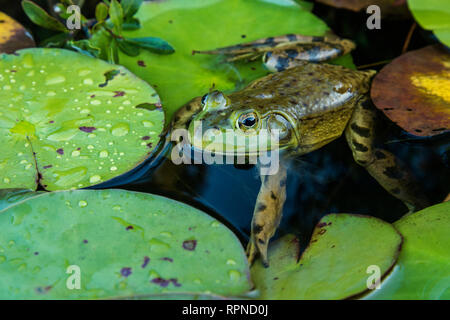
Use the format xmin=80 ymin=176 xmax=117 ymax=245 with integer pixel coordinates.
xmin=187 ymin=90 xmax=298 ymax=156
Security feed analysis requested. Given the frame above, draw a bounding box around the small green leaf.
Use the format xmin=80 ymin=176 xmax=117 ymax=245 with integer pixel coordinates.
xmin=123 ymin=17 xmax=141 ymax=30
xmin=40 ymin=32 xmax=71 ymax=48
xmin=96 ymin=2 xmax=109 ymax=22
xmin=109 ymin=0 xmax=124 ymax=32
xmin=127 ymin=37 xmax=175 ymax=54
xmin=117 ymin=38 xmax=141 ymax=56
xmin=121 ymin=0 xmax=144 ymax=19
xmin=22 ymin=0 xmax=68 ymax=32
xmin=65 ymin=39 xmax=101 ymax=57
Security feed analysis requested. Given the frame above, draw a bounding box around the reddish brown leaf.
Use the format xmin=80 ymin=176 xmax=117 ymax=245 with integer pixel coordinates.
xmin=371 ymin=45 xmax=450 ymax=137
xmin=0 ymin=11 xmax=35 ymax=54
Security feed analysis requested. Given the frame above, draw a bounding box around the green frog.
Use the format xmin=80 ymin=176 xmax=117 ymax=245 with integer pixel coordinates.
xmin=171 ymin=34 xmax=429 ymax=267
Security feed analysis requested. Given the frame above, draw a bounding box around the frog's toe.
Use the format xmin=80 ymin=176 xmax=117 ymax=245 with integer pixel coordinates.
xmin=255 ymin=239 xmax=270 ymax=268
xmin=246 ymin=239 xmax=257 ymax=266
xmin=246 ymin=237 xmax=270 ymax=268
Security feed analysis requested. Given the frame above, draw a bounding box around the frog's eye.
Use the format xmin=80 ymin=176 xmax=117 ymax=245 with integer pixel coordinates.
xmin=201 ymin=94 xmax=208 ymax=106
xmin=238 ymin=112 xmax=259 ymax=130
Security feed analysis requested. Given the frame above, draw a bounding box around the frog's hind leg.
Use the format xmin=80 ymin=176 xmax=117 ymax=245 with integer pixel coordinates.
xmin=192 ymin=34 xmax=354 ymax=64
xmin=263 ymin=39 xmax=355 ymax=72
xmin=247 ymin=163 xmax=287 ymax=267
xmin=345 ymin=97 xmax=429 ymax=212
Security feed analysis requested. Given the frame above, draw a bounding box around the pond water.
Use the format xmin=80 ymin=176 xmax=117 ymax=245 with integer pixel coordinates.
xmin=98 ymin=116 xmax=449 ymax=253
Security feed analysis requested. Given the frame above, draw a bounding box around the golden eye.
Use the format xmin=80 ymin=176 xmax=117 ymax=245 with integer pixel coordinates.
xmin=238 ymin=112 xmax=258 ymax=130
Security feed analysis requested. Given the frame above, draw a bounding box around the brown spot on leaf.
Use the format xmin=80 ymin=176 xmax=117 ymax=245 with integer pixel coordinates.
xmin=79 ymin=126 xmax=96 ymax=133
xmin=182 ymin=240 xmax=197 ymax=251
xmin=141 ymin=256 xmax=150 ymax=268
xmin=120 ymin=267 xmax=132 ymax=277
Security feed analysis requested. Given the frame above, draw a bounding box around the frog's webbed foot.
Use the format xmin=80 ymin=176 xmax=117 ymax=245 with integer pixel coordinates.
xmin=247 ymin=164 xmax=287 ymax=267
xmin=192 ymin=34 xmax=355 ymax=66
xmin=346 ymin=97 xmax=430 ymax=213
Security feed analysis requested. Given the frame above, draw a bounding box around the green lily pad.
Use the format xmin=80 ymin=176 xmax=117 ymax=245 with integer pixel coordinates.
xmin=115 ymin=0 xmax=354 ymax=121
xmin=0 ymin=48 xmax=164 ymax=191
xmin=408 ymin=0 xmax=450 ymax=46
xmin=0 ymin=189 xmax=252 ymax=299
xmin=364 ymin=201 xmax=450 ymax=299
xmin=251 ymin=214 xmax=402 ymax=299
xmin=0 ymin=189 xmax=44 ymax=211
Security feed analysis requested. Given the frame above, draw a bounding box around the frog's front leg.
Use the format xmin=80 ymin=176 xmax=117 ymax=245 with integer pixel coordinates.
xmin=346 ymin=97 xmax=429 ymax=212
xmin=247 ymin=163 xmax=287 ymax=267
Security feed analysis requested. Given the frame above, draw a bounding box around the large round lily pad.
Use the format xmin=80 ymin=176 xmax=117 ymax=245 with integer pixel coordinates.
xmin=114 ymin=0 xmax=354 ymax=121
xmin=251 ymin=214 xmax=402 ymax=299
xmin=371 ymin=45 xmax=450 ymax=136
xmin=0 ymin=11 xmax=35 ymax=54
xmin=0 ymin=48 xmax=164 ymax=191
xmin=408 ymin=0 xmax=450 ymax=47
xmin=364 ymin=201 xmax=450 ymax=299
xmin=0 ymin=189 xmax=252 ymax=299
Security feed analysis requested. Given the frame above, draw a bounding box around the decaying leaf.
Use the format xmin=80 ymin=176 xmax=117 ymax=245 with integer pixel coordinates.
xmin=371 ymin=45 xmax=450 ymax=136
xmin=0 ymin=11 xmax=35 ymax=53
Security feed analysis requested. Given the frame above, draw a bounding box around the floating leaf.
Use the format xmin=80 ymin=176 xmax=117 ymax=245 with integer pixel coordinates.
xmin=371 ymin=45 xmax=450 ymax=136
xmin=0 ymin=189 xmax=44 ymax=211
xmin=251 ymin=214 xmax=402 ymax=299
xmin=408 ymin=0 xmax=450 ymax=46
xmin=0 ymin=48 xmax=164 ymax=191
xmin=117 ymin=0 xmax=355 ymax=121
xmin=22 ymin=0 xmax=68 ymax=33
xmin=365 ymin=201 xmax=450 ymax=299
xmin=0 ymin=189 xmax=252 ymax=299
xmin=0 ymin=11 xmax=35 ymax=53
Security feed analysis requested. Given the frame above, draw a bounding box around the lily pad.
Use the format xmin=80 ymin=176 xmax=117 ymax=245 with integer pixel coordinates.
xmin=0 ymin=189 xmax=252 ymax=299
xmin=371 ymin=45 xmax=450 ymax=137
xmin=0 ymin=189 xmax=44 ymax=211
xmin=115 ymin=0 xmax=354 ymax=121
xmin=408 ymin=0 xmax=450 ymax=47
xmin=0 ymin=11 xmax=35 ymax=53
xmin=0 ymin=48 xmax=164 ymax=191
xmin=364 ymin=201 xmax=450 ymax=299
xmin=251 ymin=214 xmax=402 ymax=299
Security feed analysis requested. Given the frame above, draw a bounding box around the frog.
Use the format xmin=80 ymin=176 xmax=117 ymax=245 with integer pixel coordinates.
xmin=170 ymin=34 xmax=429 ymax=267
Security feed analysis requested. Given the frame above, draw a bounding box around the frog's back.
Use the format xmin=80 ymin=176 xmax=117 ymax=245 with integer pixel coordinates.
xmin=232 ymin=63 xmax=375 ymax=153
xmin=242 ymin=63 xmax=374 ymax=118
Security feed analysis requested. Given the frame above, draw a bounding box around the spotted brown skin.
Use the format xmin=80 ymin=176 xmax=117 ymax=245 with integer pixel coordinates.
xmin=174 ymin=34 xmax=430 ymax=267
